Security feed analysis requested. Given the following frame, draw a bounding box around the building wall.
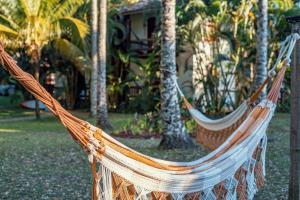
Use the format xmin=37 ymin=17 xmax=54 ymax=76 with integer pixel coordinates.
xmin=127 ymin=13 xmax=195 ymax=98
xmin=130 ymin=14 xmax=147 ymax=41
xmin=192 ymin=39 xmax=236 ymax=106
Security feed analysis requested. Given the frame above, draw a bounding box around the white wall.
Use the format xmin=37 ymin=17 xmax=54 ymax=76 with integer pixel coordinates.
xmin=130 ymin=14 xmax=147 ymax=41
xmin=192 ymin=39 xmax=236 ymax=106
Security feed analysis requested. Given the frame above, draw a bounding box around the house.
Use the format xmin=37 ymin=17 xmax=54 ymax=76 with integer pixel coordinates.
xmin=120 ymin=0 xmax=194 ymax=98
xmin=120 ymin=0 xmax=235 ymax=106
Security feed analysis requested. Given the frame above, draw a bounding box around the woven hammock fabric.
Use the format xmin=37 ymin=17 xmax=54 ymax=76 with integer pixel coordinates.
xmin=0 ymin=33 xmax=296 ymax=200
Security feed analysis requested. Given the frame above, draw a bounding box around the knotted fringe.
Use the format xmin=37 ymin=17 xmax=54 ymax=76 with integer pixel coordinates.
xmin=255 ymin=160 xmax=265 ymax=189
xmin=184 ymin=192 xmax=200 ymax=200
xmin=89 ymin=156 xmax=100 ymax=200
xmin=254 ymin=135 xmax=268 ymax=189
xmin=90 ymin=136 xmax=267 ymax=200
xmin=235 ymin=168 xmax=247 ymax=200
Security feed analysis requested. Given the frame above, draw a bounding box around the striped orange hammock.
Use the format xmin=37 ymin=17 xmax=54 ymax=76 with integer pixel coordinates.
xmin=178 ymin=78 xmax=268 ymax=151
xmin=176 ymin=34 xmax=297 ymax=151
xmin=0 ymin=33 xmax=298 ymax=200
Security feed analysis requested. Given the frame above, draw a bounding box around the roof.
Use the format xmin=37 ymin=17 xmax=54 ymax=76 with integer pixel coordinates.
xmin=120 ymin=0 xmax=161 ymax=15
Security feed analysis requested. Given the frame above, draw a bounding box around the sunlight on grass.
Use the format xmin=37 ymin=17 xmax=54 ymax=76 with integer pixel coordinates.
xmin=0 ymin=128 xmax=21 ymax=133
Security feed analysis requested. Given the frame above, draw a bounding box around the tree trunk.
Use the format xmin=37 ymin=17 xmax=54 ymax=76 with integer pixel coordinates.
xmin=254 ymin=0 xmax=268 ymax=99
xmin=90 ymin=0 xmax=98 ymax=117
xmin=289 ymin=23 xmax=300 ymax=200
xmin=34 ymin=62 xmax=40 ymax=120
xmin=159 ymin=0 xmax=194 ymax=149
xmin=30 ymin=43 xmax=41 ymax=120
xmin=97 ymin=0 xmax=112 ymax=131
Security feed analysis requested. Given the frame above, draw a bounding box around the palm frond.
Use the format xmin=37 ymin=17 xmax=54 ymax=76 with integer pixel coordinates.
xmin=59 ymin=17 xmax=89 ymax=38
xmin=107 ymin=17 xmax=127 ymax=45
xmin=28 ymin=0 xmax=41 ymax=17
xmin=18 ymin=0 xmax=31 ymax=18
xmin=0 ymin=14 xmax=20 ymax=30
xmin=58 ymin=17 xmax=89 ymax=50
xmin=0 ymin=24 xmax=18 ymax=36
xmin=39 ymin=0 xmax=60 ymax=18
xmin=0 ymin=0 xmax=24 ymax=25
xmin=53 ymin=38 xmax=90 ymax=76
xmin=0 ymin=0 xmax=17 ymax=14
xmin=53 ymin=0 xmax=85 ymax=20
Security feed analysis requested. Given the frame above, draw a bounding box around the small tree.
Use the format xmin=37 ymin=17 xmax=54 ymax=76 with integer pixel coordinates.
xmin=0 ymin=0 xmax=89 ymax=119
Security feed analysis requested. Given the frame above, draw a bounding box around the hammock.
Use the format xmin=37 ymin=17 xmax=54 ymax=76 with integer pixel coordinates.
xmin=176 ymin=35 xmax=298 ymax=150
xmin=0 ymin=33 xmax=297 ymax=200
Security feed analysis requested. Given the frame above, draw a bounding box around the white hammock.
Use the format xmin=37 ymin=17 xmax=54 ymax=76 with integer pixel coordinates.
xmin=175 ymin=34 xmax=297 ymax=132
xmin=91 ymin=98 xmax=274 ymax=198
xmin=187 ymin=101 xmax=249 ymax=131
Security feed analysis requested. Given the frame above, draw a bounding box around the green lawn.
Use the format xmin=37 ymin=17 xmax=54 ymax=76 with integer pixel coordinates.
xmin=0 ymin=96 xmax=36 ymax=119
xmin=0 ymin=105 xmax=291 ymax=199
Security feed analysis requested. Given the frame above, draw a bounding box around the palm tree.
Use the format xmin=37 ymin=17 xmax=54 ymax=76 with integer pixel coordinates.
xmin=254 ymin=0 xmax=268 ymax=98
xmin=0 ymin=0 xmax=89 ymax=119
xmin=159 ymin=0 xmax=193 ymax=149
xmin=97 ymin=0 xmax=112 ymax=131
xmin=90 ymin=0 xmax=98 ymax=117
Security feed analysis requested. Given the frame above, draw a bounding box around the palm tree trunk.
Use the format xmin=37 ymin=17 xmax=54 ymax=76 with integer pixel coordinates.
xmin=254 ymin=0 xmax=268 ymax=99
xmin=159 ymin=0 xmax=194 ymax=149
xmin=90 ymin=0 xmax=98 ymax=117
xmin=30 ymin=43 xmax=41 ymax=120
xmin=34 ymin=62 xmax=40 ymax=120
xmin=97 ymin=0 xmax=112 ymax=131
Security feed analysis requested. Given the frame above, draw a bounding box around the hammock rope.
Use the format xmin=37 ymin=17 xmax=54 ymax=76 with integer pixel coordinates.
xmin=0 ymin=33 xmax=298 ymax=200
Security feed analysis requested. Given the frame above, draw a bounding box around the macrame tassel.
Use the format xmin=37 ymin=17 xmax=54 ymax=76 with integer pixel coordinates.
xmin=254 ymin=135 xmax=267 ymax=189
xmin=224 ymin=177 xmax=238 ymax=200
xmin=214 ymin=182 xmax=227 ymax=200
xmin=254 ymin=161 xmax=265 ymax=189
xmin=151 ymin=192 xmax=171 ymax=200
xmin=102 ymin=166 xmax=112 ymax=199
xmin=171 ymin=193 xmax=185 ymax=200
xmin=201 ymin=187 xmax=216 ymax=200
xmin=246 ymin=159 xmax=258 ymax=200
xmin=261 ymin=135 xmax=268 ymax=177
xmin=134 ymin=186 xmax=151 ymax=200
xmin=89 ymin=155 xmax=100 ymax=200
xmin=184 ymin=192 xmax=200 ymax=200
xmin=235 ymin=168 xmax=247 ymax=200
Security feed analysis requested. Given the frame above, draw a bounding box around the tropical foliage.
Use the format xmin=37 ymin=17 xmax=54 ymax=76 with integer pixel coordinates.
xmin=177 ymin=0 xmax=294 ymax=115
xmin=0 ymin=0 xmax=90 ymax=116
xmin=0 ymin=0 xmax=296 ymax=115
xmin=0 ymin=0 xmax=89 ymax=71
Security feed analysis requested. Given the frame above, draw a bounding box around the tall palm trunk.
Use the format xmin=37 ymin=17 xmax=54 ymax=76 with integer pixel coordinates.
xmin=254 ymin=0 xmax=268 ymax=99
xmin=159 ymin=0 xmax=193 ymax=149
xmin=97 ymin=0 xmax=112 ymax=131
xmin=34 ymin=61 xmax=40 ymax=119
xmin=90 ymin=0 xmax=98 ymax=117
xmin=30 ymin=42 xmax=41 ymax=120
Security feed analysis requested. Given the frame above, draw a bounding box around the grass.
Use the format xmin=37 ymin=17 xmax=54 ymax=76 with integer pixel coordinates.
xmin=0 ymin=103 xmax=291 ymax=199
xmin=0 ymin=96 xmax=36 ymax=119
